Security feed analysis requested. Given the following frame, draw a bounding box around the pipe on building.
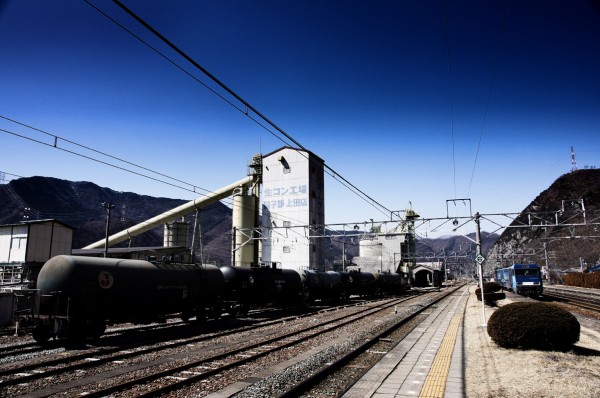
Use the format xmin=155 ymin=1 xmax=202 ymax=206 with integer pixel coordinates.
xmin=83 ymin=175 xmax=255 ymax=249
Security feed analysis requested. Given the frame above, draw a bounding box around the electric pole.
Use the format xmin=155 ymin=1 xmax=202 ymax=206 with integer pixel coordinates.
xmin=475 ymin=212 xmax=487 ymax=326
xmin=102 ymin=202 xmax=115 ymax=258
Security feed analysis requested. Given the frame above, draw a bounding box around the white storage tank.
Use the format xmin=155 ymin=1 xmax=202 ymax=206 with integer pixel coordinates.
xmin=164 ymin=220 xmax=189 ymax=248
xmin=232 ymin=191 xmax=257 ymax=267
xmin=359 ymin=239 xmax=383 ymax=259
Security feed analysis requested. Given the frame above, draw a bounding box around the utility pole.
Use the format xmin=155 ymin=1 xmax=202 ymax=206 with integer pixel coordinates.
xmin=191 ymin=209 xmax=204 ymax=265
xmin=474 ymin=212 xmax=487 ymax=326
xmin=543 ymin=242 xmax=549 ymax=281
xmin=342 ymin=224 xmax=346 ymax=272
xmin=102 ymin=202 xmax=115 ymax=258
xmin=380 ymin=243 xmax=383 ymax=273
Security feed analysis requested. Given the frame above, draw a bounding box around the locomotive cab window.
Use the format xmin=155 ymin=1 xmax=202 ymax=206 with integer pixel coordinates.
xmin=515 ymin=269 xmax=539 ymax=276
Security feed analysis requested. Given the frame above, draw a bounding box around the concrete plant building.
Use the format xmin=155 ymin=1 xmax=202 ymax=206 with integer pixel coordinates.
xmin=260 ymin=147 xmax=325 ymax=271
xmin=353 ymin=232 xmax=407 ymax=274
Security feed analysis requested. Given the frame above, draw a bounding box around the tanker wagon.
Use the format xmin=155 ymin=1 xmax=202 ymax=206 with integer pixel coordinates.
xmin=29 ymin=255 xmax=224 ymax=343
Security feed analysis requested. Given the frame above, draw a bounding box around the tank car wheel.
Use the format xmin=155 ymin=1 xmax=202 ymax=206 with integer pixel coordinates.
xmin=87 ymin=321 xmax=106 ymax=340
xmin=65 ymin=320 xmax=86 ymax=342
xmin=32 ymin=324 xmax=51 ymax=344
xmin=194 ymin=309 xmax=207 ymax=323
xmin=181 ymin=311 xmax=192 ymax=323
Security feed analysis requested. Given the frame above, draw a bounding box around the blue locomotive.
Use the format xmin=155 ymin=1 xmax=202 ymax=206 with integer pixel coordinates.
xmin=23 ymin=255 xmax=411 ymax=343
xmin=495 ymin=263 xmax=543 ymax=297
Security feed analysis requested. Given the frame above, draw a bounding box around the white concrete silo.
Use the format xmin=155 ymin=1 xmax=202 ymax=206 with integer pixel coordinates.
xmin=164 ymin=219 xmax=189 ymax=248
xmin=232 ymin=187 xmax=258 ymax=267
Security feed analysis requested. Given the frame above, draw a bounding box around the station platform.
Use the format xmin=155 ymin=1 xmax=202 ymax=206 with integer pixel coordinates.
xmin=343 ymin=285 xmax=469 ymax=398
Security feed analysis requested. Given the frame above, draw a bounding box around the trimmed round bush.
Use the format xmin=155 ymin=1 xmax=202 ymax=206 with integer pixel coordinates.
xmin=475 ymin=281 xmax=502 ymax=296
xmin=475 ymin=282 xmax=505 ymax=306
xmin=481 ymin=281 xmax=502 ymax=293
xmin=487 ymin=302 xmax=580 ymax=351
xmin=475 ymin=292 xmax=506 ymax=304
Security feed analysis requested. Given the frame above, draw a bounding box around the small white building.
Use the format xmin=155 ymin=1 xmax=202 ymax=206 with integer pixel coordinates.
xmin=260 ymin=147 xmax=325 ymax=271
xmin=0 ymin=219 xmax=73 ymax=325
xmin=0 ymin=219 xmax=73 ymax=265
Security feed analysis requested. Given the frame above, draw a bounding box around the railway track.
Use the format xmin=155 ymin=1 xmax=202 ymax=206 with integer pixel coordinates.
xmin=543 ymin=290 xmax=600 ymax=312
xmin=274 ymin=284 xmax=463 ymax=398
xmin=86 ymin=298 xmax=408 ymax=397
xmin=0 ymin=319 xmax=192 ymax=362
xmin=0 ymin=297 xmax=398 ymax=365
xmin=0 ymin=295 xmax=423 ymax=397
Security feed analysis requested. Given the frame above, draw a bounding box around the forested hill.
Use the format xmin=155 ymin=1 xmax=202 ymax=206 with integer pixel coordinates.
xmin=0 ymin=176 xmax=232 ymax=265
xmin=486 ymin=169 xmax=600 ymax=272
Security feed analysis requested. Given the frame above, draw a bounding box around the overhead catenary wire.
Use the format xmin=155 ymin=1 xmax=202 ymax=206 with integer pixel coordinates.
xmin=0 ymin=116 xmax=316 ymax=229
xmin=444 ymin=0 xmax=510 ymax=202
xmin=0 ymin=171 xmax=24 ymax=180
xmin=4 ymin=2 xmax=397 ymax=230
xmin=3 ymin=119 xmax=400 ymax=246
xmin=467 ymin=0 xmax=509 ymax=197
xmin=82 ymin=0 xmax=391 ymax=221
xmin=90 ymin=0 xmax=394 ymax=220
xmin=0 ymin=122 xmax=202 ymax=195
xmin=80 ymin=0 xmax=297 ymax=153
xmin=443 ymin=0 xmax=457 ymax=199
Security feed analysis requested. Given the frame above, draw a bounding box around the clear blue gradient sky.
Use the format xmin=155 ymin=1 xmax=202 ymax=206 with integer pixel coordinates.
xmin=1 ymin=1 xmax=599 ymax=233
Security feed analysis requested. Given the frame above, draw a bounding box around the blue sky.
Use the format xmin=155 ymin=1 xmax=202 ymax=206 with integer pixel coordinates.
xmin=1 ymin=1 xmax=599 ymax=235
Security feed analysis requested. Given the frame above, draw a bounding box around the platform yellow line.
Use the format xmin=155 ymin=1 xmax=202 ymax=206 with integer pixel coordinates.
xmin=418 ymin=315 xmax=461 ymax=398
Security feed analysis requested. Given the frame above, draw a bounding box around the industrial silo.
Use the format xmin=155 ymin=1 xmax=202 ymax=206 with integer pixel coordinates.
xmin=164 ymin=220 xmax=189 ymax=248
xmin=232 ymin=188 xmax=257 ymax=267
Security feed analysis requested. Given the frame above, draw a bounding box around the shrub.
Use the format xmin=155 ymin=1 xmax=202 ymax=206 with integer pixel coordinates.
xmin=480 ymin=281 xmax=502 ymax=293
xmin=487 ymin=302 xmax=580 ymax=351
xmin=474 ymin=282 xmax=505 ymax=306
xmin=475 ymin=292 xmax=506 ymax=305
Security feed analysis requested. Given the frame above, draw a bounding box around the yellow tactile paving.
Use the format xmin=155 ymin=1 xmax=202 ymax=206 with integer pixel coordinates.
xmin=418 ymin=315 xmax=461 ymax=398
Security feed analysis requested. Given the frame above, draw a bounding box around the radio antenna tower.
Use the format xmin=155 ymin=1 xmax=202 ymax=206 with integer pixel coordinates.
xmin=571 ymin=146 xmax=578 ymax=172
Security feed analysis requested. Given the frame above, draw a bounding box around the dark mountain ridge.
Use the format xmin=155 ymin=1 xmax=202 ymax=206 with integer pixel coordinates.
xmin=6 ymin=171 xmax=595 ymax=274
xmin=1 ymin=176 xmax=233 ymax=265
xmin=1 ymin=176 xmax=502 ymax=269
xmin=486 ymin=169 xmax=600 ymax=274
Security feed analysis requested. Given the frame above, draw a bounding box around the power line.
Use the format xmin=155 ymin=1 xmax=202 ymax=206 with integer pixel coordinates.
xmin=111 ymin=0 xmax=307 ymax=153
xmin=0 ymin=120 xmax=205 ymax=195
xmin=467 ymin=0 xmax=509 ymax=196
xmin=0 ymin=116 xmax=315 ymax=228
xmin=443 ymin=0 xmax=457 ymax=199
xmin=81 ymin=0 xmax=299 ymax=153
xmin=86 ymin=0 xmax=394 ymax=220
xmin=1 ymin=117 xmax=258 ymax=218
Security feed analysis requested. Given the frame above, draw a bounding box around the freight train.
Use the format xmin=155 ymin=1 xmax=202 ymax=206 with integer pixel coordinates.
xmin=495 ymin=263 xmax=543 ymax=297
xmin=23 ymin=255 xmax=411 ymax=343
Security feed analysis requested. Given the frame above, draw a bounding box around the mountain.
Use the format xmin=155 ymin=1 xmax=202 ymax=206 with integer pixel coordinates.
xmin=486 ymin=169 xmax=600 ymax=274
xmin=417 ymin=233 xmax=497 ymax=255
xmin=414 ymin=232 xmax=499 ymax=278
xmin=1 ymin=176 xmax=502 ymax=268
xmin=0 ymin=176 xmax=233 ymax=265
